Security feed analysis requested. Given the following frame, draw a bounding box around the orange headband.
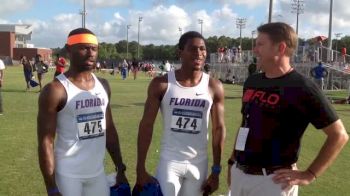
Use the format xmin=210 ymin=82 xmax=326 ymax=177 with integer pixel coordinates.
xmin=67 ymin=33 xmax=98 ymax=45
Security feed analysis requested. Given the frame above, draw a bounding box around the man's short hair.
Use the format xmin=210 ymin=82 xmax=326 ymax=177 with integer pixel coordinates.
xmin=178 ymin=31 xmax=205 ymax=50
xmin=257 ymin=22 xmax=297 ymax=57
xmin=68 ymin=28 xmax=95 ymax=37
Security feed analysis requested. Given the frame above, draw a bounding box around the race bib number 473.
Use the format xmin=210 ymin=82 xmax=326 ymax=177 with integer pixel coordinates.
xmin=77 ymin=112 xmax=105 ymax=140
xmin=170 ymin=108 xmax=203 ymax=134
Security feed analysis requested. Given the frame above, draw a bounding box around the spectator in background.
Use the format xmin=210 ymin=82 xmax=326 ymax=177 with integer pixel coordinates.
xmin=34 ymin=54 xmax=49 ymax=91
xmin=121 ymin=59 xmax=128 ymax=80
xmin=310 ymin=62 xmax=328 ymax=90
xmin=164 ymin=60 xmax=171 ymax=73
xmin=132 ymin=58 xmax=139 ymax=80
xmin=341 ymin=47 xmax=347 ymax=65
xmin=0 ymin=58 xmax=5 ymax=115
xmin=20 ymin=55 xmax=33 ymax=90
xmin=247 ymin=57 xmax=257 ymax=77
xmin=96 ymin=61 xmax=101 ymax=72
xmin=54 ymin=53 xmax=66 ymax=78
xmin=204 ymin=63 xmax=211 ymax=75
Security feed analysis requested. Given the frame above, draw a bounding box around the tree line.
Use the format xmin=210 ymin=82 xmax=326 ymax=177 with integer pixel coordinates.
xmin=53 ymin=35 xmax=350 ymax=62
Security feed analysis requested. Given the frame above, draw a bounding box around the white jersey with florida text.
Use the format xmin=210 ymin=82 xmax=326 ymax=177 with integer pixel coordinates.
xmin=160 ymin=71 xmax=213 ymax=163
xmin=55 ymin=73 xmax=108 ymax=178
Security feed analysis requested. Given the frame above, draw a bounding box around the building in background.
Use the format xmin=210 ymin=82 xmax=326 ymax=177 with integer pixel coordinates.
xmin=0 ymin=24 xmax=52 ymax=64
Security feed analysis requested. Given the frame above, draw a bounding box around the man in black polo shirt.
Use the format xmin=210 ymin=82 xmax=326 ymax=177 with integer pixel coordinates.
xmin=227 ymin=22 xmax=348 ymax=196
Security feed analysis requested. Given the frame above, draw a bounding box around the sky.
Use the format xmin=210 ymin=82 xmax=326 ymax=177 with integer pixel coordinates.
xmin=1 ymin=0 xmax=349 ymax=48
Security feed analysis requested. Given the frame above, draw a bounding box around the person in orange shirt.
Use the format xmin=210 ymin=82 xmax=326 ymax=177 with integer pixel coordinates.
xmin=341 ymin=47 xmax=347 ymax=64
xmin=54 ymin=53 xmax=66 ymax=78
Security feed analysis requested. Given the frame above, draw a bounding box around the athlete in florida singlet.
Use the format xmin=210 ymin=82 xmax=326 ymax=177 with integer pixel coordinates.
xmin=38 ymin=28 xmax=128 ymax=196
xmin=136 ymin=31 xmax=226 ymax=196
xmin=55 ymin=73 xmax=108 ymax=178
xmin=159 ymin=70 xmax=212 ymax=163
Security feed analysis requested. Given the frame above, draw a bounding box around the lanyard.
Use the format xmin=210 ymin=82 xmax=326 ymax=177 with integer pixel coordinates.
xmin=243 ymin=102 xmax=251 ymax=127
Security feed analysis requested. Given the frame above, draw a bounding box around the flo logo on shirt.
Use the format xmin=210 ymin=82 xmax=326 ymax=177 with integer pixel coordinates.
xmin=243 ymin=89 xmax=280 ymax=106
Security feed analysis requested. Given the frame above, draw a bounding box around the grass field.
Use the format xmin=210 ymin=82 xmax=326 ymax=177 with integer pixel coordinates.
xmin=0 ymin=66 xmax=349 ymax=196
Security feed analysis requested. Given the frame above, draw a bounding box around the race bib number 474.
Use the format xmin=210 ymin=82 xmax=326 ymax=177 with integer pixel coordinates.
xmin=77 ymin=112 xmax=105 ymax=140
xmin=170 ymin=108 xmax=203 ymax=134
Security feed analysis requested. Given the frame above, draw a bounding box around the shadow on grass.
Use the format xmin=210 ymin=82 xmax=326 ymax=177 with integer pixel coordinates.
xmin=2 ymin=88 xmax=39 ymax=93
xmin=225 ymin=96 xmax=241 ymax=100
xmin=111 ymin=102 xmax=145 ymax=108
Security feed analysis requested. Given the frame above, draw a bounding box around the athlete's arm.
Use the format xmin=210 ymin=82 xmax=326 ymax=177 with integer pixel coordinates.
xmin=307 ymin=120 xmax=348 ymax=176
xmin=136 ymin=76 xmax=167 ymax=186
xmin=99 ymin=78 xmax=128 ymax=184
xmin=37 ymin=81 xmax=65 ymax=195
xmin=202 ymin=78 xmax=226 ymax=194
xmin=273 ymin=120 xmax=348 ymax=187
xmin=0 ymin=69 xmax=3 ymax=87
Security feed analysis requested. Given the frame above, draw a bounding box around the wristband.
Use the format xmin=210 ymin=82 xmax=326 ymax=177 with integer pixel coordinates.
xmin=47 ymin=187 xmax=59 ymax=195
xmin=116 ymin=163 xmax=126 ymax=172
xmin=211 ymin=165 xmax=222 ymax=175
xmin=227 ymin=159 xmax=235 ymax=166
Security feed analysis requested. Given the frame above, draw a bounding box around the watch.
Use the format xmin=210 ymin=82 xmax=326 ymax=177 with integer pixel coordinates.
xmin=116 ymin=163 xmax=126 ymax=172
xmin=211 ymin=165 xmax=222 ymax=175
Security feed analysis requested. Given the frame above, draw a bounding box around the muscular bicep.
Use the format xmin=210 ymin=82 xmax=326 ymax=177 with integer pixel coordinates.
xmin=210 ymin=79 xmax=225 ymax=130
xmin=98 ymin=78 xmax=115 ymax=128
xmin=37 ymin=83 xmax=65 ymax=143
xmin=140 ymin=78 xmax=166 ymax=127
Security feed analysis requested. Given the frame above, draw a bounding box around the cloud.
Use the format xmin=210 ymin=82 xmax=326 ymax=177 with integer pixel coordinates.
xmin=273 ymin=0 xmax=350 ymax=39
xmin=0 ymin=0 xmax=34 ymax=16
xmin=121 ymin=5 xmax=190 ymax=45
xmin=70 ymin=0 xmax=131 ymax=8
xmin=21 ymin=14 xmax=81 ymax=48
xmin=4 ymin=0 xmax=350 ymax=48
xmin=222 ymin=0 xmax=265 ymax=9
xmin=161 ymin=0 xmax=265 ymax=8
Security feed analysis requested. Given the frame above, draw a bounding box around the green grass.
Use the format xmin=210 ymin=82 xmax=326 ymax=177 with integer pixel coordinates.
xmin=0 ymin=66 xmax=349 ymax=196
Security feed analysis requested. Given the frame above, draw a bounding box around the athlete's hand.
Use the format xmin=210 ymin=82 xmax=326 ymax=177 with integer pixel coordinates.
xmin=227 ymin=165 xmax=232 ymax=186
xmin=201 ymin=173 xmax=219 ymax=195
xmin=135 ymin=170 xmax=155 ymax=187
xmin=272 ymin=169 xmax=316 ymax=190
xmin=116 ymin=171 xmax=129 ymax=185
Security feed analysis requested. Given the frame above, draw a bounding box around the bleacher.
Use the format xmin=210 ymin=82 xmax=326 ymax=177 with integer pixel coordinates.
xmin=209 ymin=45 xmax=350 ymax=91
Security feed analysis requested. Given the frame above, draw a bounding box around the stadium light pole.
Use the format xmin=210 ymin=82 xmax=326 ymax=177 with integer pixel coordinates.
xmin=179 ymin=27 xmax=182 ymax=36
xmin=80 ymin=0 xmax=87 ymax=28
xmin=137 ymin=16 xmax=143 ymax=59
xmin=328 ymin=0 xmax=333 ymax=50
xmin=291 ymin=0 xmax=304 ymax=35
xmin=126 ymin=25 xmax=131 ymax=59
xmin=236 ymin=18 xmax=247 ymax=48
xmin=335 ymin=33 xmax=342 ymax=52
xmin=268 ymin=0 xmax=273 ymax=23
xmin=328 ymin=0 xmax=333 ymax=62
xmin=251 ymin=30 xmax=256 ymax=51
xmin=198 ymin=19 xmax=203 ymax=35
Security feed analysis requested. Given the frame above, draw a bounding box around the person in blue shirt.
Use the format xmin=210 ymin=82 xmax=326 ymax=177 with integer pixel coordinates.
xmin=310 ymin=62 xmax=328 ymax=90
